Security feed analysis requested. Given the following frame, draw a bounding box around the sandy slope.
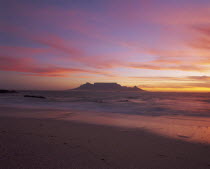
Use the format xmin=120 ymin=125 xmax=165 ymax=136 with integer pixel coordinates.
xmin=0 ymin=116 xmax=210 ymax=169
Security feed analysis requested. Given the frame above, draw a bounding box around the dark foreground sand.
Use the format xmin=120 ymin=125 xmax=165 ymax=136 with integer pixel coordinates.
xmin=0 ymin=116 xmax=210 ymax=169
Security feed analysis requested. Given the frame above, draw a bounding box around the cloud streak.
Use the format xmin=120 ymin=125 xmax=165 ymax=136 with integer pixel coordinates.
xmin=0 ymin=55 xmax=114 ymax=77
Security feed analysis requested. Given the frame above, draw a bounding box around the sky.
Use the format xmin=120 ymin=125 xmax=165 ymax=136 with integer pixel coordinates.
xmin=1 ymin=0 xmax=210 ymax=91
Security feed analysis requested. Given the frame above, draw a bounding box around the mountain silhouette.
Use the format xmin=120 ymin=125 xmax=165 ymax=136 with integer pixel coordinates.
xmin=73 ymin=82 xmax=144 ymax=91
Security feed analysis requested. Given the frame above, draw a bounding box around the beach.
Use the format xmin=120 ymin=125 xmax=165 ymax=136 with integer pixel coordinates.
xmin=1 ymin=91 xmax=210 ymax=169
xmin=1 ymin=112 xmax=210 ymax=169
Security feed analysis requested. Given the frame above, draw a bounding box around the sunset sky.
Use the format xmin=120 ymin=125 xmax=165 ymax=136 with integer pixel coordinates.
xmin=1 ymin=0 xmax=210 ymax=91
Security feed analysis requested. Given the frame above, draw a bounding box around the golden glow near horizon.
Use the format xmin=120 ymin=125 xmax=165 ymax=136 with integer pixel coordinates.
xmin=142 ymin=87 xmax=210 ymax=92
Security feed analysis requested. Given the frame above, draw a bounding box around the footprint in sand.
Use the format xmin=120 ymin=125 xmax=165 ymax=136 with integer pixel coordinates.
xmin=158 ymin=154 xmax=168 ymax=158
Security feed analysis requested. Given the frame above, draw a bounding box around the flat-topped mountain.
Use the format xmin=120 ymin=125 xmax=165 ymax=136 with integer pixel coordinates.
xmin=73 ymin=82 xmax=144 ymax=91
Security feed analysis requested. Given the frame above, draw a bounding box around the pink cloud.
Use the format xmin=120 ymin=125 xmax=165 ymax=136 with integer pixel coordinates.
xmin=129 ymin=63 xmax=208 ymax=72
xmin=0 ymin=55 xmax=113 ymax=77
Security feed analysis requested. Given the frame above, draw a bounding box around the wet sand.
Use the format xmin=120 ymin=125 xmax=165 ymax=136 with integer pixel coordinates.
xmin=0 ymin=116 xmax=210 ymax=169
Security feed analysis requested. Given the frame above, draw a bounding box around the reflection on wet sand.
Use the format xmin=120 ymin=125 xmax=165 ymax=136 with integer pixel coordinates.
xmin=3 ymin=106 xmax=209 ymax=144
xmin=62 ymin=111 xmax=210 ymax=144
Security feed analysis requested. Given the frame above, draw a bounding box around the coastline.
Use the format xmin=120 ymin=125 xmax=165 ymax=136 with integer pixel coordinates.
xmin=0 ymin=115 xmax=210 ymax=169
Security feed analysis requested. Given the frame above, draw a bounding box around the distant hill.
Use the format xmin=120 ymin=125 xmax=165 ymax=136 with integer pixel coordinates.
xmin=72 ymin=82 xmax=144 ymax=91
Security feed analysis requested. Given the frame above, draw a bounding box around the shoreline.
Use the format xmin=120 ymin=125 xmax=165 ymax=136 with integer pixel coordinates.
xmin=1 ymin=105 xmax=210 ymax=144
xmin=0 ymin=116 xmax=210 ymax=169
